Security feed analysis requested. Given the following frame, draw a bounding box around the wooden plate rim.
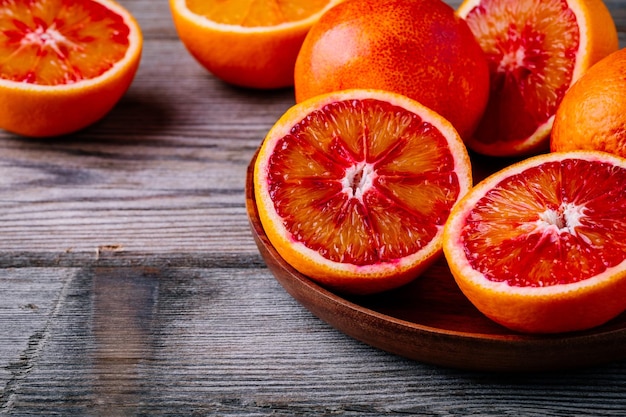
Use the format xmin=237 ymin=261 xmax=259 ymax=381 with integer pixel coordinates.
xmin=245 ymin=150 xmax=626 ymax=372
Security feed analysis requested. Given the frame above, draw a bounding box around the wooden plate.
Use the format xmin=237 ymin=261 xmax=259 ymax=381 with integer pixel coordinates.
xmin=245 ymin=151 xmax=626 ymax=372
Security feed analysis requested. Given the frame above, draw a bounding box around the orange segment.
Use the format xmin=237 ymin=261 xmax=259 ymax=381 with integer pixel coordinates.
xmin=169 ymin=0 xmax=343 ymax=89
xmin=255 ymin=89 xmax=472 ymax=295
xmin=443 ymin=151 xmax=626 ymax=334
xmin=457 ymin=0 xmax=618 ymax=156
xmin=0 ymin=0 xmax=142 ymax=137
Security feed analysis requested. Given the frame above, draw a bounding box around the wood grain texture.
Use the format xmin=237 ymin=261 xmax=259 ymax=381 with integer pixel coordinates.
xmin=1 ymin=0 xmax=626 ymax=415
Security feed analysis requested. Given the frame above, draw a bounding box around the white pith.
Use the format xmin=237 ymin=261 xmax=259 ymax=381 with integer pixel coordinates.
xmin=21 ymin=23 xmax=76 ymax=55
xmin=341 ymin=162 xmax=376 ymax=202
xmin=535 ymin=202 xmax=585 ymax=236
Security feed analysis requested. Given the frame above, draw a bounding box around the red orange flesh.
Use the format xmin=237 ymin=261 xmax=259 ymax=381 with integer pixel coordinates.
xmin=0 ymin=0 xmax=142 ymax=137
xmin=0 ymin=0 xmax=131 ymax=85
xmin=255 ymin=89 xmax=472 ymax=295
xmin=444 ymin=151 xmax=626 ymax=333
xmin=457 ymin=0 xmax=618 ymax=156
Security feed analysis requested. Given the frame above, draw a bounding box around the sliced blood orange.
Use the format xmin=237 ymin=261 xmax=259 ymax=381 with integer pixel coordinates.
xmin=443 ymin=151 xmax=626 ymax=334
xmin=169 ymin=0 xmax=343 ymax=89
xmin=0 ymin=0 xmax=142 ymax=137
xmin=254 ymin=89 xmax=472 ymax=295
xmin=457 ymin=0 xmax=618 ymax=157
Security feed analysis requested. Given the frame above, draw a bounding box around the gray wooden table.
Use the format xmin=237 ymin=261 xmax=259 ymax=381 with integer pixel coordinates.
xmin=2 ymin=1 xmax=626 ymax=416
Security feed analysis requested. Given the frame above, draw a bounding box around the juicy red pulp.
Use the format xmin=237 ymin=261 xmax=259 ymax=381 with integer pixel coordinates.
xmin=0 ymin=0 xmax=130 ymax=85
xmin=266 ymin=98 xmax=462 ymax=266
xmin=463 ymin=0 xmax=579 ymax=144
xmin=462 ymin=158 xmax=626 ymax=287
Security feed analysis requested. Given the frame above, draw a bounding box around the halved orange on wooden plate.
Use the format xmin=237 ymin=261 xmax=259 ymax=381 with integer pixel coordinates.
xmin=253 ymin=89 xmax=472 ymax=295
xmin=247 ymin=151 xmax=626 ymax=372
xmin=247 ymin=89 xmax=626 ymax=371
xmin=444 ymin=151 xmax=626 ymax=334
xmin=0 ymin=0 xmax=142 ymax=137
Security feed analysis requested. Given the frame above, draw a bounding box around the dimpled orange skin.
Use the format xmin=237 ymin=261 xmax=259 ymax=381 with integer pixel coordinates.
xmin=294 ymin=0 xmax=490 ymax=140
xmin=169 ymin=0 xmax=345 ymax=90
xmin=170 ymin=4 xmax=300 ymax=89
xmin=551 ymin=48 xmax=626 ymax=158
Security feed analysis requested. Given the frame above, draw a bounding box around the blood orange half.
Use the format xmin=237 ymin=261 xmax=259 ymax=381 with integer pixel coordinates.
xmin=0 ymin=0 xmax=142 ymax=137
xmin=443 ymin=151 xmax=626 ymax=334
xmin=254 ymin=89 xmax=472 ymax=295
xmin=169 ymin=0 xmax=344 ymax=89
xmin=457 ymin=0 xmax=618 ymax=157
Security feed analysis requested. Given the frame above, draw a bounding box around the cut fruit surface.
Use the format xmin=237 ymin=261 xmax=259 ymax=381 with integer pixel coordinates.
xmin=443 ymin=151 xmax=626 ymax=334
xmin=457 ymin=0 xmax=618 ymax=157
xmin=169 ymin=0 xmax=343 ymax=89
xmin=0 ymin=0 xmax=142 ymax=137
xmin=254 ymin=89 xmax=472 ymax=295
xmin=0 ymin=0 xmax=130 ymax=85
xmin=184 ymin=0 xmax=332 ymax=26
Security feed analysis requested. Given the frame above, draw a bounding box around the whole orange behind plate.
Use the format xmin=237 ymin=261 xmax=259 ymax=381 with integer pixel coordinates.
xmin=246 ymin=150 xmax=626 ymax=372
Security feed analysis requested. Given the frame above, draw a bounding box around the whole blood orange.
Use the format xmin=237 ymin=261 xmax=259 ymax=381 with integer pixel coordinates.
xmin=551 ymin=48 xmax=626 ymax=158
xmin=293 ymin=0 xmax=490 ymax=141
xmin=457 ymin=0 xmax=618 ymax=157
xmin=254 ymin=89 xmax=472 ymax=295
xmin=443 ymin=151 xmax=626 ymax=334
xmin=0 ymin=0 xmax=142 ymax=137
xmin=169 ymin=0 xmax=344 ymax=89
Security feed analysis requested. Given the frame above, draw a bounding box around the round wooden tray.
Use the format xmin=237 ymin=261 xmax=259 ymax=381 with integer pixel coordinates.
xmin=245 ymin=151 xmax=626 ymax=372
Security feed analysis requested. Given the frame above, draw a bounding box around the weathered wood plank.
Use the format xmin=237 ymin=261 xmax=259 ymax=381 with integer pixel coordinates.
xmin=3 ymin=267 xmax=626 ymax=416
xmin=0 ymin=269 xmax=69 ymax=411
xmin=0 ymin=37 xmax=292 ymax=263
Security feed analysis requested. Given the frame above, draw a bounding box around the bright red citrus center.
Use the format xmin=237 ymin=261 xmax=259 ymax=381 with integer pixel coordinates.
xmin=461 ymin=158 xmax=626 ymax=287
xmin=0 ymin=0 xmax=130 ymax=85
xmin=266 ymin=98 xmax=462 ymax=266
xmin=463 ymin=0 xmax=579 ymax=144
